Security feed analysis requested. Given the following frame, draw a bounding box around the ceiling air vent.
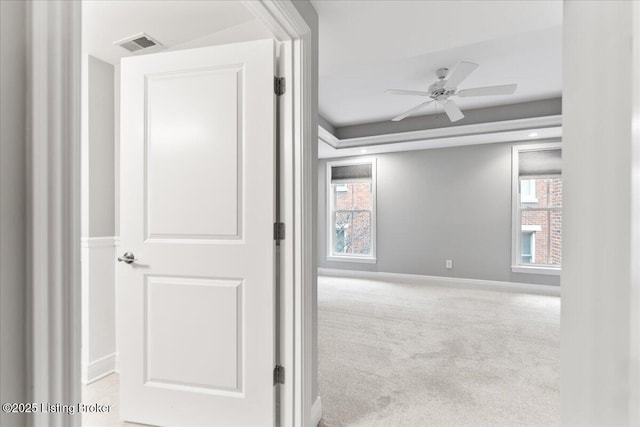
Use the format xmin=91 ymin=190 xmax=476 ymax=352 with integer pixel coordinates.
xmin=114 ymin=33 xmax=163 ymax=53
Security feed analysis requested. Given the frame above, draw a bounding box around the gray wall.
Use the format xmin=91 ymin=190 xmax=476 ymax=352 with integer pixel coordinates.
xmin=0 ymin=1 xmax=27 ymax=426
xmin=319 ymin=141 xmax=561 ymax=287
xmin=336 ymin=98 xmax=561 ymax=140
xmin=114 ymin=65 xmax=121 ymax=236
xmin=86 ymin=56 xmax=115 ymax=238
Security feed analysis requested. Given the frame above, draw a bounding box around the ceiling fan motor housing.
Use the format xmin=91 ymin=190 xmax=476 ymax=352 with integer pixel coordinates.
xmin=428 ymin=79 xmax=455 ymax=100
xmin=436 ymin=67 xmax=449 ymax=80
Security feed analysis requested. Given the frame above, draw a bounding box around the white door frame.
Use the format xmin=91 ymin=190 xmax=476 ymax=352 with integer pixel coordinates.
xmin=31 ymin=1 xmax=640 ymax=426
xmin=26 ymin=1 xmax=316 ymax=426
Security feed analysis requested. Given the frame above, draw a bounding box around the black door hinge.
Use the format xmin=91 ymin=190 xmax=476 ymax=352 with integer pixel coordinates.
xmin=274 ymin=222 xmax=285 ymax=241
xmin=274 ymin=77 xmax=286 ymax=96
xmin=274 ymin=364 xmax=285 ymax=385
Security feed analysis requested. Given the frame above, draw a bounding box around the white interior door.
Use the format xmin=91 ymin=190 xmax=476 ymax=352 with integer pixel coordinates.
xmin=118 ymin=39 xmax=276 ymax=427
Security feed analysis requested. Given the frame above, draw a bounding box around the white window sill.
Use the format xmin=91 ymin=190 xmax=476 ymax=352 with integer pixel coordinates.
xmin=511 ymin=265 xmax=561 ymax=276
xmin=327 ymin=255 xmax=377 ymax=264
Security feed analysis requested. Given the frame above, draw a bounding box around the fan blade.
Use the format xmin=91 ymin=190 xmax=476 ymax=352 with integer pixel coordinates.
xmin=444 ymin=61 xmax=479 ymax=90
xmin=457 ymin=84 xmax=517 ymax=97
xmin=442 ymin=100 xmax=464 ymax=122
xmin=391 ymin=100 xmax=434 ymax=121
xmin=385 ymin=89 xmax=430 ymax=96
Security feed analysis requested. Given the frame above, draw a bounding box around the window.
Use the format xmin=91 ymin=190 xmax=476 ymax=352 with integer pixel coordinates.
xmin=512 ymin=144 xmax=562 ymax=274
xmin=520 ymin=179 xmax=538 ymax=203
xmin=327 ymin=159 xmax=376 ymax=263
xmin=520 ymin=231 xmax=535 ymax=264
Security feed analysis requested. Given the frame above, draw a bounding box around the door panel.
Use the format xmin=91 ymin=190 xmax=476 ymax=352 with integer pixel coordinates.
xmin=118 ymin=39 xmax=275 ymax=427
xmin=144 ymin=276 xmax=242 ymax=392
xmin=146 ymin=67 xmax=242 ymax=239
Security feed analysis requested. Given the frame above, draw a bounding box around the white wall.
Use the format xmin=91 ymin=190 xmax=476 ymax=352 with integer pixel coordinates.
xmin=80 ymin=239 xmax=117 ymax=383
xmin=0 ymin=1 xmax=27 ymax=426
xmin=289 ymin=1 xmax=320 ymax=422
xmin=81 ymin=55 xmax=117 ymax=383
xmin=561 ymin=1 xmax=640 ymax=424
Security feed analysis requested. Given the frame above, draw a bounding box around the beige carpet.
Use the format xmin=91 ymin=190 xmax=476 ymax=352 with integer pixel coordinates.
xmin=317 ymin=275 xmax=560 ymax=427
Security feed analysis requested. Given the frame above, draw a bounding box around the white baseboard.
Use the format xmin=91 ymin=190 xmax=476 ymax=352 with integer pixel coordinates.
xmin=318 ymin=268 xmax=560 ymax=297
xmin=311 ymin=396 xmax=322 ymax=427
xmin=82 ymin=353 xmax=116 ymax=384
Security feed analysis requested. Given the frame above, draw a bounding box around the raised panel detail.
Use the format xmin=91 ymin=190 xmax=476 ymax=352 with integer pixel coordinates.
xmin=144 ymin=276 xmax=243 ymax=393
xmin=145 ymin=67 xmax=243 ymax=240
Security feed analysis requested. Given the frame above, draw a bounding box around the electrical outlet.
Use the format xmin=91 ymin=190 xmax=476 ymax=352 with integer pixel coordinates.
xmin=445 ymin=259 xmax=453 ymax=269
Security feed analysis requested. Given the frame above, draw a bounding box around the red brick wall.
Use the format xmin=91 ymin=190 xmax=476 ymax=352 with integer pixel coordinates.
xmin=520 ymin=178 xmax=562 ymax=265
xmin=333 ymin=183 xmax=372 ymax=255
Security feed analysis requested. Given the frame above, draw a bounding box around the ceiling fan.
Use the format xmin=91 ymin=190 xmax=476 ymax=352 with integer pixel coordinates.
xmin=385 ymin=61 xmax=517 ymax=122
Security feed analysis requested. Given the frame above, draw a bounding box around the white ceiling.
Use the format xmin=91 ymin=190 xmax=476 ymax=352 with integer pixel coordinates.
xmin=82 ymin=0 xmax=564 ymax=133
xmin=82 ymin=1 xmax=258 ymax=65
xmin=311 ymin=0 xmax=563 ymax=128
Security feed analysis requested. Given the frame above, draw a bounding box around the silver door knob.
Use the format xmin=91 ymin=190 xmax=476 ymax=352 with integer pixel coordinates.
xmin=117 ymin=252 xmax=137 ymax=264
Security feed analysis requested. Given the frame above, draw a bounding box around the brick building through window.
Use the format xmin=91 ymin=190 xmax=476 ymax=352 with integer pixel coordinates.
xmin=327 ymin=159 xmax=377 ymax=262
xmin=520 ymin=177 xmax=562 ymax=265
xmin=513 ymin=144 xmax=562 ymax=271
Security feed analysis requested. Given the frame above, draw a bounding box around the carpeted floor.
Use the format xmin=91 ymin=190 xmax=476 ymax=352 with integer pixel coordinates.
xmin=317 ymin=276 xmax=560 ymax=427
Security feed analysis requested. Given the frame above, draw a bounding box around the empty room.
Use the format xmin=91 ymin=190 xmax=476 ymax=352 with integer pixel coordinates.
xmin=312 ymin=1 xmax=635 ymax=426
xmin=1 ymin=1 xmax=639 ymax=427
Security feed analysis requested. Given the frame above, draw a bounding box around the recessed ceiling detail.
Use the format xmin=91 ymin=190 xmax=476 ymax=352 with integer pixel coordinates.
xmin=312 ymin=0 xmax=562 ymax=128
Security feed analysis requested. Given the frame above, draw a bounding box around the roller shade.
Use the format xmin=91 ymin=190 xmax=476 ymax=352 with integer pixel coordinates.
xmin=519 ymin=148 xmax=562 ymax=177
xmin=331 ymin=163 xmax=372 ymax=183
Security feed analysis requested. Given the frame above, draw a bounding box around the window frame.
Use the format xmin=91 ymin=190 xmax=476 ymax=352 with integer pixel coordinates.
xmin=326 ymin=157 xmax=377 ymax=263
xmin=511 ymin=143 xmax=562 ymax=275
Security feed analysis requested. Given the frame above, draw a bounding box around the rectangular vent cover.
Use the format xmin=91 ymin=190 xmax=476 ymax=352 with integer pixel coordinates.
xmin=114 ymin=33 xmax=163 ymax=53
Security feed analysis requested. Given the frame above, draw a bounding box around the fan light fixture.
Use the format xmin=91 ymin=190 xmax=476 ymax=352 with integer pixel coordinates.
xmin=386 ymin=61 xmax=518 ymax=123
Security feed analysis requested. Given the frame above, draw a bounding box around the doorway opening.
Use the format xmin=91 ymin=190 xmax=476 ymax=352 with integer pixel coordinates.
xmin=78 ymin=1 xmax=304 ymax=425
xmin=312 ymin=1 xmax=563 ymax=425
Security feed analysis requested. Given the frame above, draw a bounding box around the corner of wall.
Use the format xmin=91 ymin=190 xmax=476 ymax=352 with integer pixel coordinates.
xmin=0 ymin=1 xmax=27 ymax=425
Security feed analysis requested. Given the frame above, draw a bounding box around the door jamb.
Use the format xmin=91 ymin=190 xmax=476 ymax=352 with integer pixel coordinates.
xmin=26 ymin=1 xmax=315 ymax=426
xmin=243 ymin=2 xmax=316 ymax=426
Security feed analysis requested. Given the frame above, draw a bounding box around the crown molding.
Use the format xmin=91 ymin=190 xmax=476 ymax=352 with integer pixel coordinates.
xmin=338 ymin=114 xmax=561 ymax=147
xmin=318 ymin=115 xmax=562 ymax=158
xmin=318 ymin=124 xmax=339 ymax=148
